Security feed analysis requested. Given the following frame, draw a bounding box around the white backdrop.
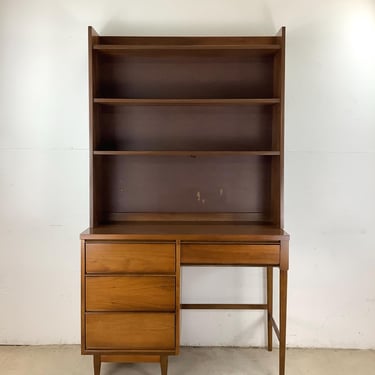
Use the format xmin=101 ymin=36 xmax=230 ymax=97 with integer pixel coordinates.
xmin=0 ymin=0 xmax=374 ymax=349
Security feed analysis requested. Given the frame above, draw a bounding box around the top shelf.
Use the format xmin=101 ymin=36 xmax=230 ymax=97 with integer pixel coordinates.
xmin=92 ymin=34 xmax=283 ymax=55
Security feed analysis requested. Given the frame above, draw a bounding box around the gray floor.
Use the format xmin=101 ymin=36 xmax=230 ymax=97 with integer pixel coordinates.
xmin=0 ymin=345 xmax=374 ymax=374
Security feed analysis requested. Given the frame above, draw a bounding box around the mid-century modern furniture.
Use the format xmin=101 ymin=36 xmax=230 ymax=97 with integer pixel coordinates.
xmin=81 ymin=26 xmax=289 ymax=375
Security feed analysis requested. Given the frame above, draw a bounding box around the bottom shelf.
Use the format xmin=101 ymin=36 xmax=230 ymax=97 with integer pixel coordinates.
xmin=104 ymin=212 xmax=270 ymax=222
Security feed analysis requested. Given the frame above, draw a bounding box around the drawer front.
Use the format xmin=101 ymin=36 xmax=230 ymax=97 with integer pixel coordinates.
xmin=181 ymin=243 xmax=280 ymax=265
xmin=86 ymin=276 xmax=176 ymax=311
xmin=86 ymin=242 xmax=175 ymax=274
xmin=86 ymin=313 xmax=175 ymax=350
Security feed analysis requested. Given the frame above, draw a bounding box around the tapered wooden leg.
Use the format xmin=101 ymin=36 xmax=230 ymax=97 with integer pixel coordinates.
xmin=160 ymin=355 xmax=168 ymax=375
xmin=267 ymin=266 xmax=273 ymax=351
xmin=93 ymin=355 xmax=101 ymax=375
xmin=279 ymin=270 xmax=288 ymax=375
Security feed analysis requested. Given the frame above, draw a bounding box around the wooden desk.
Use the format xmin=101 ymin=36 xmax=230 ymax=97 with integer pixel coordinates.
xmin=81 ymin=223 xmax=289 ymax=375
xmin=83 ymin=26 xmax=289 ymax=375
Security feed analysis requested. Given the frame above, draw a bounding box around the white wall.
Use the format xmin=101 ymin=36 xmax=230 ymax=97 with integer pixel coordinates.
xmin=0 ymin=0 xmax=374 ymax=349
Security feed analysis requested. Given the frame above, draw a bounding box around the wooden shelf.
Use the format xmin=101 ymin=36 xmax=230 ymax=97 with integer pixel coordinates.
xmin=94 ymin=44 xmax=280 ymax=52
xmin=93 ymin=150 xmax=280 ymax=156
xmin=89 ymin=27 xmax=285 ymax=225
xmin=94 ymin=98 xmax=280 ymax=106
xmin=81 ymin=222 xmax=289 ymax=240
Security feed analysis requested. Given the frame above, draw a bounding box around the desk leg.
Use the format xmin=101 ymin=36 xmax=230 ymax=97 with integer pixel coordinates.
xmin=279 ymin=270 xmax=288 ymax=375
xmin=93 ymin=355 xmax=101 ymax=375
xmin=267 ymin=266 xmax=273 ymax=351
xmin=160 ymin=355 xmax=168 ymax=375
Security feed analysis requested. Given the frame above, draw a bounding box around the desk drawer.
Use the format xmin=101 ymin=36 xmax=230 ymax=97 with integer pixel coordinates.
xmin=181 ymin=243 xmax=279 ymax=265
xmin=86 ymin=276 xmax=175 ymax=311
xmin=86 ymin=242 xmax=175 ymax=274
xmin=86 ymin=312 xmax=175 ymax=350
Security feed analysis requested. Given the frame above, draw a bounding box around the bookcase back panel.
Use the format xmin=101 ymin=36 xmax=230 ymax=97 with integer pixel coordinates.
xmin=97 ymin=155 xmax=271 ymax=218
xmin=96 ymin=54 xmax=274 ymax=99
xmin=96 ymin=105 xmax=273 ymax=151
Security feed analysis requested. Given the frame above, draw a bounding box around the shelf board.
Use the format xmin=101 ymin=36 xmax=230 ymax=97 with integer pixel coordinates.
xmin=93 ymin=44 xmax=280 ymax=52
xmin=94 ymin=98 xmax=280 ymax=106
xmin=81 ymin=222 xmax=289 ymax=240
xmin=93 ymin=150 xmax=280 ymax=156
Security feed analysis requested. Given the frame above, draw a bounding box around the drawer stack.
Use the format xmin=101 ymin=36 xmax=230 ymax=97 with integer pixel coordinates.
xmin=82 ymin=242 xmax=178 ymax=354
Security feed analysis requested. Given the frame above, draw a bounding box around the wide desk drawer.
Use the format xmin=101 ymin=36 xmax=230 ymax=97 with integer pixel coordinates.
xmin=86 ymin=312 xmax=175 ymax=350
xmin=181 ymin=243 xmax=280 ymax=265
xmin=86 ymin=276 xmax=175 ymax=311
xmin=86 ymin=242 xmax=175 ymax=274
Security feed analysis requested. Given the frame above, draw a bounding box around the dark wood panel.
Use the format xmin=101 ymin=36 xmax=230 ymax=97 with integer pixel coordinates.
xmin=96 ymin=54 xmax=274 ymax=99
xmin=94 ymin=98 xmax=280 ymax=105
xmin=97 ymin=155 xmax=271 ymax=215
xmin=94 ymin=151 xmax=279 ymax=155
xmin=86 ymin=313 xmax=175 ymax=350
xmin=106 ymin=212 xmax=266 ymax=222
xmin=181 ymin=243 xmax=280 ymax=265
xmin=277 ymin=27 xmax=286 ymax=228
xmin=96 ymin=36 xmax=280 ymax=46
xmin=96 ymin=105 xmax=273 ymax=151
xmin=94 ymin=44 xmax=280 ymax=51
xmin=89 ymin=26 xmax=100 ymax=227
xmin=86 ymin=276 xmax=175 ymax=311
xmin=94 ymin=36 xmax=281 ymax=52
xmin=86 ymin=242 xmax=175 ymax=274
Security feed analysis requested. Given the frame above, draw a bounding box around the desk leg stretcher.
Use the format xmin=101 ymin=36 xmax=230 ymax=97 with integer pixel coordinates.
xmin=181 ymin=266 xmax=288 ymax=375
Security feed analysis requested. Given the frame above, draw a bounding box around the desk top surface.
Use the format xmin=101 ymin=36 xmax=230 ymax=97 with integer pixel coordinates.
xmin=81 ymin=223 xmax=289 ymax=241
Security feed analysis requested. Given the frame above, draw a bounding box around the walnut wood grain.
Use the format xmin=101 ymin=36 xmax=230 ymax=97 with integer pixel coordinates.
xmin=93 ymin=355 xmax=101 ymax=375
xmin=94 ymin=43 xmax=280 ymax=51
xmin=93 ymin=150 xmax=280 ymax=156
xmin=86 ymin=276 xmax=175 ymax=311
xmin=94 ymin=98 xmax=280 ymax=105
xmin=81 ymin=223 xmax=289 ymax=241
xmin=160 ymin=355 xmax=168 ymax=375
xmin=85 ymin=242 xmax=175 ymax=274
xmin=181 ymin=243 xmax=279 ymax=265
xmin=101 ymin=355 xmax=161 ymax=363
xmin=95 ymin=36 xmax=278 ymax=46
xmin=279 ymin=270 xmax=288 ymax=375
xmin=267 ymin=266 xmax=273 ymax=351
xmin=175 ymin=241 xmax=181 ymax=355
xmin=81 ymin=241 xmax=86 ymax=354
xmin=86 ymin=313 xmax=175 ymax=350
xmin=181 ymin=304 xmax=267 ymax=310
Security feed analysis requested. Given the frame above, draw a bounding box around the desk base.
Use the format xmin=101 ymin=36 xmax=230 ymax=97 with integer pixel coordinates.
xmin=81 ymin=224 xmax=289 ymax=375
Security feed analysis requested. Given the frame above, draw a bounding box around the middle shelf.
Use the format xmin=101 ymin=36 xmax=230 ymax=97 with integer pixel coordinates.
xmin=94 ymin=98 xmax=280 ymax=105
xmin=93 ymin=150 xmax=280 ymax=156
xmin=92 ymin=103 xmax=278 ymax=152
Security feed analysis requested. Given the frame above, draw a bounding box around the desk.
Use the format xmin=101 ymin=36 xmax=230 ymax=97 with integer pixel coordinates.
xmin=84 ymin=26 xmax=288 ymax=374
xmin=81 ymin=223 xmax=289 ymax=375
